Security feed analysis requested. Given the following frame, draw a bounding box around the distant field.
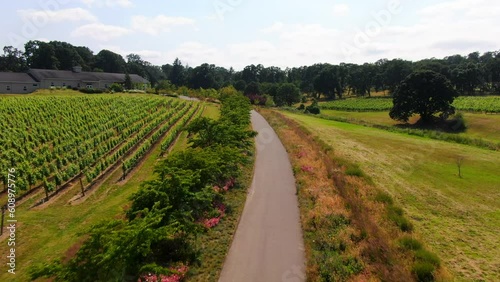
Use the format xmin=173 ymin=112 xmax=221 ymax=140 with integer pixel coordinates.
xmin=281 ymin=112 xmax=500 ymax=281
xmin=320 ymin=96 xmax=500 ymax=113
xmin=321 ymin=110 xmax=500 ymax=144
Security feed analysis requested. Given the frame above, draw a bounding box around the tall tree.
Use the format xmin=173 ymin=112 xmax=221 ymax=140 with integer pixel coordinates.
xmin=124 ymin=73 xmax=133 ymax=90
xmin=313 ymin=65 xmax=341 ymax=99
xmin=24 ymin=40 xmax=59 ymax=69
xmin=169 ymin=58 xmax=186 ymax=86
xmin=93 ymin=50 xmax=126 ymax=73
xmin=389 ymin=70 xmax=458 ymax=124
xmin=275 ymin=83 xmax=301 ymax=106
xmin=0 ymin=46 xmax=27 ymax=72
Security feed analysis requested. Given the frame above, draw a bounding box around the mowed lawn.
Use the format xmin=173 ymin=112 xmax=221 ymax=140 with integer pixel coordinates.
xmin=282 ymin=112 xmax=500 ymax=281
xmin=0 ymin=102 xmax=218 ymax=282
xmin=321 ymin=109 xmax=500 ymax=143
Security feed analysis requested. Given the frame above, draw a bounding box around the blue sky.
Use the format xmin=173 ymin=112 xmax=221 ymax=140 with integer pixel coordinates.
xmin=1 ymin=0 xmax=499 ymax=70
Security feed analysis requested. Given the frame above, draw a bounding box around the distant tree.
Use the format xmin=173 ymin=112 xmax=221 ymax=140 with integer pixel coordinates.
xmin=24 ymin=40 xmax=59 ymax=69
xmin=124 ymin=73 xmax=133 ymax=90
xmin=169 ymin=58 xmax=186 ymax=86
xmin=241 ymin=64 xmax=263 ymax=83
xmin=244 ymin=81 xmax=261 ymax=96
xmin=0 ymin=46 xmax=27 ymax=72
xmin=314 ymin=65 xmax=341 ymax=99
xmin=50 ymin=41 xmax=85 ymax=70
xmin=74 ymin=46 xmax=94 ymax=71
xmin=389 ymin=70 xmax=458 ymax=124
xmin=451 ymin=63 xmax=484 ymax=95
xmin=383 ymin=59 xmax=413 ymax=94
xmin=276 ymin=83 xmax=301 ymax=106
xmin=190 ymin=63 xmax=218 ymax=89
xmin=233 ymin=80 xmax=247 ymax=92
xmin=93 ymin=49 xmax=126 ymax=73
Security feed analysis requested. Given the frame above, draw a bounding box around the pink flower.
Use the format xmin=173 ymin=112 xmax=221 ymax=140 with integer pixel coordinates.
xmin=138 ymin=265 xmax=189 ymax=282
xmin=297 ymin=151 xmax=307 ymax=158
xmin=301 ymin=166 xmax=314 ymax=172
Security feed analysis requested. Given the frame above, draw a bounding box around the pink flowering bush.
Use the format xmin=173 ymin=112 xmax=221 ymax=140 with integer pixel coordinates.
xmin=213 ymin=178 xmax=236 ymax=193
xmin=200 ymin=202 xmax=226 ymax=229
xmin=138 ymin=265 xmax=189 ymax=282
xmin=301 ymin=165 xmax=314 ymax=172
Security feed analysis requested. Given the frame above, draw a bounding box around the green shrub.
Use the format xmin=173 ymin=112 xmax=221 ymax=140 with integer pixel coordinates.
xmin=415 ymin=249 xmax=440 ymax=266
xmin=345 ymin=164 xmax=364 ymax=177
xmin=449 ymin=112 xmax=467 ymax=131
xmin=399 ymin=236 xmax=422 ymax=251
xmin=317 ymin=251 xmax=363 ymax=282
xmin=297 ymin=103 xmax=305 ymax=110
xmin=109 ymin=83 xmax=124 ymax=93
xmin=388 ymin=206 xmax=413 ymax=232
xmin=374 ymin=191 xmax=394 ymax=205
xmin=412 ymin=262 xmax=436 ymax=282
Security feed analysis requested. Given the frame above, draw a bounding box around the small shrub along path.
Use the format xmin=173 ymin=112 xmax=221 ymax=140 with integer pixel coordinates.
xmin=219 ymin=110 xmax=306 ymax=282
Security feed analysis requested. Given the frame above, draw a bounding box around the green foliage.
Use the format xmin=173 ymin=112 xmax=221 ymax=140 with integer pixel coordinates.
xmin=264 ymin=94 xmax=276 ymax=107
xmin=389 ymin=70 xmax=459 ymax=123
xmin=275 ymin=83 xmax=301 ymax=106
xmin=305 ymin=99 xmax=321 ymax=115
xmin=388 ymin=206 xmax=413 ymax=232
xmin=79 ymin=88 xmax=104 ymax=94
xmin=374 ymin=191 xmax=394 ymax=205
xmin=448 ymin=112 xmax=467 ymax=131
xmin=399 ymin=236 xmax=423 ymax=251
xmin=315 ymin=251 xmax=363 ymax=282
xmin=109 ymin=83 xmax=124 ymax=93
xmin=412 ymin=262 xmax=436 ymax=282
xmin=415 ymin=249 xmax=441 ymax=266
xmin=124 ymin=73 xmax=133 ymax=90
xmin=345 ymin=164 xmax=364 ymax=177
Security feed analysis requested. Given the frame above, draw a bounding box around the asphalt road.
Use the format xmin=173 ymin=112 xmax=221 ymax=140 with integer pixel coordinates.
xmin=219 ymin=110 xmax=306 ymax=282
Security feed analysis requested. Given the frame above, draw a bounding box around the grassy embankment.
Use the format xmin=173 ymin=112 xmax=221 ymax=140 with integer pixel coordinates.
xmin=279 ymin=111 xmax=499 ymax=281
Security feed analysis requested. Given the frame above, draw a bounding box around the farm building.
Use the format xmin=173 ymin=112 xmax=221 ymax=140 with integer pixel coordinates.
xmin=0 ymin=67 xmax=149 ymax=94
xmin=0 ymin=72 xmax=39 ymax=94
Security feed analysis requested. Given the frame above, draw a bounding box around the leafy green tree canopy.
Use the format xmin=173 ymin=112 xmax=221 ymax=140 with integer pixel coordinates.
xmin=389 ymin=70 xmax=459 ymax=123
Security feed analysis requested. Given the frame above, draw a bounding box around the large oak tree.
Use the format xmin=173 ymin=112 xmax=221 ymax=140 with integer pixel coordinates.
xmin=389 ymin=70 xmax=458 ymax=123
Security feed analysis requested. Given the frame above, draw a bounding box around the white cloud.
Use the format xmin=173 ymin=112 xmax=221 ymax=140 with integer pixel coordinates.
xmin=18 ymin=8 xmax=97 ymax=23
xmin=71 ymin=23 xmax=131 ymax=41
xmin=260 ymin=22 xmax=284 ymax=33
xmin=131 ymin=15 xmax=196 ymax=35
xmin=332 ymin=4 xmax=350 ymax=17
xmin=81 ymin=0 xmax=133 ymax=8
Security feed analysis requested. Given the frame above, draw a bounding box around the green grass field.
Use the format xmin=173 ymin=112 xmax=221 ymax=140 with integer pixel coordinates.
xmin=0 ymin=101 xmax=220 ymax=282
xmin=321 ymin=110 xmax=500 ymax=144
xmin=281 ymin=112 xmax=500 ymax=281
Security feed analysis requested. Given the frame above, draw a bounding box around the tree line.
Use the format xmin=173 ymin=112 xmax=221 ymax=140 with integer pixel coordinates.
xmin=1 ymin=40 xmax=500 ymax=102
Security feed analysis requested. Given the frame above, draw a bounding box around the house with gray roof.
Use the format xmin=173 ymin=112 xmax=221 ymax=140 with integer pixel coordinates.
xmin=0 ymin=66 xmax=149 ymax=94
xmin=0 ymin=72 xmax=39 ymax=94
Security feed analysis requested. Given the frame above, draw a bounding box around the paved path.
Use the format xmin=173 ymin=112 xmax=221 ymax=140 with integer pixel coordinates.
xmin=219 ymin=110 xmax=305 ymax=282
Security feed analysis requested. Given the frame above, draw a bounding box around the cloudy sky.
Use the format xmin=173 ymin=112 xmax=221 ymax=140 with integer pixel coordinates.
xmin=1 ymin=0 xmax=499 ymax=70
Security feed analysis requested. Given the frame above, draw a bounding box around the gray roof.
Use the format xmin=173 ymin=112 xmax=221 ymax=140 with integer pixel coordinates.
xmin=29 ymin=69 xmax=149 ymax=84
xmin=0 ymin=72 xmax=37 ymax=83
